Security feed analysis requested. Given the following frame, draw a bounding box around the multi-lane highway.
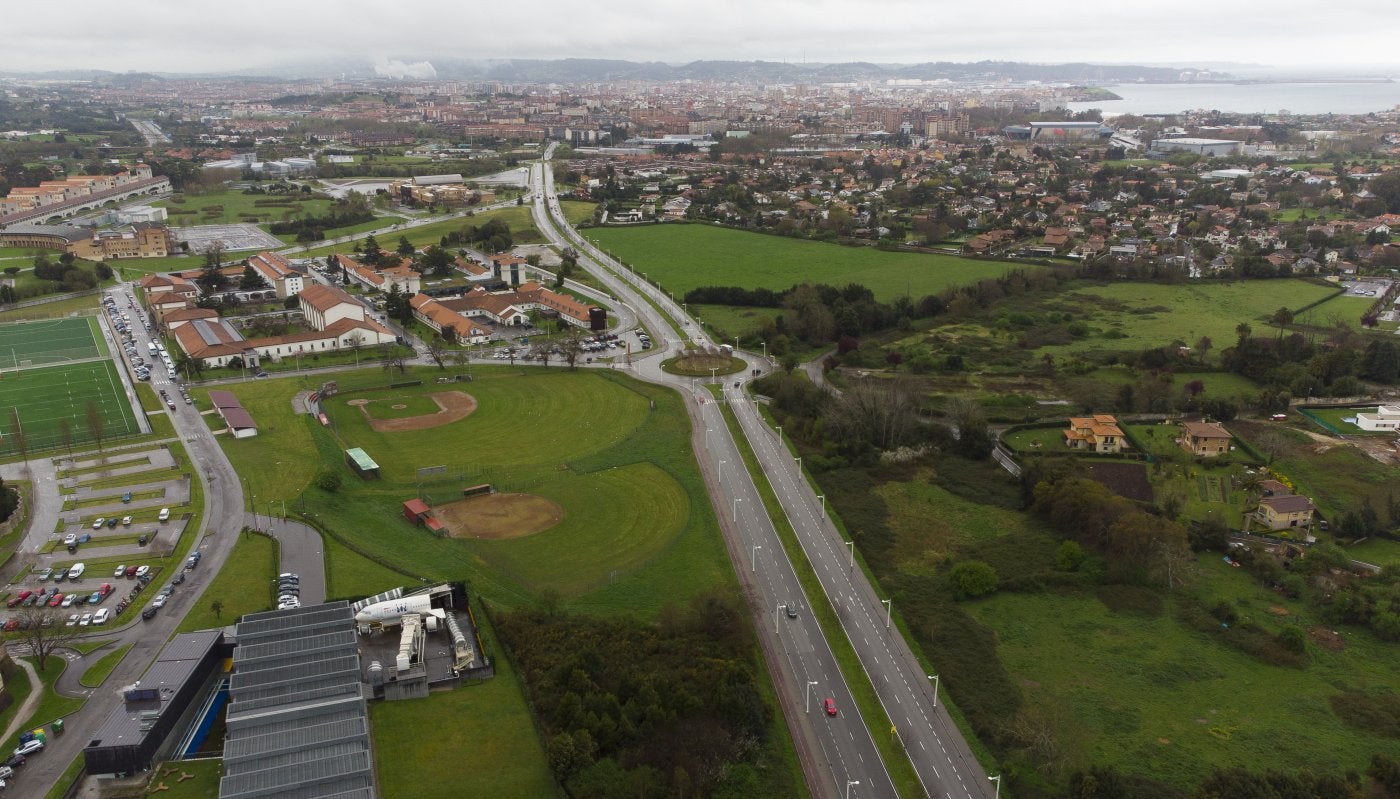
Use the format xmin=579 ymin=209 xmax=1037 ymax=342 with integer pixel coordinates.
xmin=529 ymin=148 xmax=997 ymax=798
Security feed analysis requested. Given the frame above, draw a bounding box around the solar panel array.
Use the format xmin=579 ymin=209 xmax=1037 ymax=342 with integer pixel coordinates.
xmin=220 ymin=602 xmax=377 ymax=799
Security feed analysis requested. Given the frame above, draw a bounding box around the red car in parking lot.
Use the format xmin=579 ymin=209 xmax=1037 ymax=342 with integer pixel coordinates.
xmin=6 ymin=590 xmax=31 ymax=608
xmin=47 ymin=592 xmax=65 ymax=607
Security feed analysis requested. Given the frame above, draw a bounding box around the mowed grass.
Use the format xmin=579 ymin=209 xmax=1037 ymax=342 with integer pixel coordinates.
xmin=0 ymin=293 xmax=102 ymax=322
xmin=356 ymin=393 xmax=442 ymax=420
xmin=692 ymin=304 xmax=784 ymax=341
xmin=79 ymin=642 xmax=133 ymax=688
xmin=177 ymin=532 xmax=278 ymax=631
xmin=588 ymin=223 xmax=1021 ymax=301
xmin=559 ymin=199 xmax=597 ymax=226
xmin=964 ymin=555 xmax=1400 ymax=785
xmin=0 ymin=316 xmax=102 ymax=367
xmin=1298 ymin=293 xmax=1378 ymax=331
xmin=0 ymin=360 xmax=140 ymax=453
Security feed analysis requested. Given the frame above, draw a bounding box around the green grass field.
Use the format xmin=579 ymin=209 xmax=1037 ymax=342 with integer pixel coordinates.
xmin=965 ymin=555 xmax=1400 ymax=785
xmin=0 ymin=360 xmax=140 ymax=454
xmin=1298 ymin=293 xmax=1378 ymax=331
xmin=1038 ymin=280 xmax=1341 ymax=358
xmin=79 ymin=643 xmax=133 ymax=688
xmin=559 ymin=199 xmax=597 ymax=226
xmin=1301 ymin=405 xmax=1390 ymax=435
xmin=0 ymin=316 xmax=103 ymax=367
xmin=0 ymin=293 xmax=102 ymax=322
xmin=177 ymin=531 xmax=278 ymax=631
xmin=358 ymin=393 xmax=442 ymax=420
xmin=154 ymin=188 xmax=342 ymax=226
xmin=692 ymin=304 xmax=784 ymax=341
xmin=588 ymin=223 xmax=1021 ymax=301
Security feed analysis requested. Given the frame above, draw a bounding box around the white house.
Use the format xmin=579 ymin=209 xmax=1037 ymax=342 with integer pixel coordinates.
xmin=1355 ymin=404 xmax=1400 ymax=431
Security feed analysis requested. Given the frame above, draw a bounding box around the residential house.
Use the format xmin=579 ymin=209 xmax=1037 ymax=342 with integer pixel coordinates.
xmin=1064 ymin=415 xmax=1125 ymax=454
xmin=1255 ymin=494 xmax=1315 ymax=531
xmin=1355 ymin=404 xmax=1400 ymax=432
xmin=1179 ymin=421 xmax=1233 ymax=457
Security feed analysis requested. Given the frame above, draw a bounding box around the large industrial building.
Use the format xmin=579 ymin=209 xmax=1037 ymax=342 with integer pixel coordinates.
xmin=1149 ymin=137 xmax=1242 ymax=157
xmin=220 ymin=602 xmax=378 ymax=799
xmin=1001 ymin=121 xmax=1114 ymax=145
xmin=83 ymin=630 xmax=230 ymax=777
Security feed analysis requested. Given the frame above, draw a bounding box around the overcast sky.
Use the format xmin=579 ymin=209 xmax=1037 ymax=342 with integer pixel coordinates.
xmin=5 ymin=0 xmax=1399 ymax=76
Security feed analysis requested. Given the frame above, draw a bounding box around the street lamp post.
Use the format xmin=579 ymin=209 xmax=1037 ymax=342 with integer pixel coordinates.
xmin=761 ymin=341 xmax=766 ymax=358
xmin=817 ymin=494 xmax=825 ymax=518
xmin=751 ymin=544 xmax=761 ymax=572
xmin=794 ymin=456 xmax=801 ymax=472
xmin=732 ymin=497 xmax=742 ymax=522
xmin=846 ymin=540 xmax=855 ymax=569
xmin=806 ymin=681 xmax=818 ymax=713
xmin=775 ymin=603 xmax=783 ymax=634
xmin=990 ymin=775 xmax=1001 ymax=799
xmin=928 ymin=674 xmax=940 ymax=707
xmin=846 ymin=780 xmax=860 ymax=799
xmin=882 ymin=598 xmax=892 ymax=629
xmin=718 ymin=460 xmax=725 ymax=484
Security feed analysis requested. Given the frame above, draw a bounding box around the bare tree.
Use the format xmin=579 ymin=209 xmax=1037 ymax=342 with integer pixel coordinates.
xmin=825 ymin=380 xmax=918 ymax=451
xmin=531 ymin=343 xmax=553 ymax=368
xmin=560 ymin=328 xmax=586 ymax=369
xmin=84 ymin=399 xmax=105 ymax=451
xmin=345 ymin=331 xmax=365 ymax=366
xmin=58 ymin=418 xmax=73 ymax=456
xmin=424 ymin=335 xmax=447 ymax=370
xmin=16 ymin=607 xmax=81 ymax=670
xmin=381 ymin=345 xmax=408 ymax=374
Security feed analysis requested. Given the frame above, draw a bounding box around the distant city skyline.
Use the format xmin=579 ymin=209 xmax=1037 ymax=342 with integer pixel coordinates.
xmin=4 ymin=0 xmax=1399 ymax=77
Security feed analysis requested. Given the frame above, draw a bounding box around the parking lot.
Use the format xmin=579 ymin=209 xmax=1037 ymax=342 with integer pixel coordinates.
xmin=171 ymin=223 xmax=283 ymax=253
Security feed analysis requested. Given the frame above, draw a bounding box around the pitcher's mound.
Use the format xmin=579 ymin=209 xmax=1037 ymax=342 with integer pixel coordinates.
xmin=436 ymin=493 xmax=563 ymax=540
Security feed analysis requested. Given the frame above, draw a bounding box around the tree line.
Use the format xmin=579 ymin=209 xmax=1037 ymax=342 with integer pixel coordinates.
xmin=496 ymin=592 xmax=775 ymax=798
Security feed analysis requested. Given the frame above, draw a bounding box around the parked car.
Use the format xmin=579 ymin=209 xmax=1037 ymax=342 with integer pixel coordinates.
xmin=63 ymin=533 xmax=77 ymax=546
xmin=88 ymin=591 xmax=103 ymax=604
xmin=6 ymin=591 xmax=30 ymax=608
xmin=138 ymin=534 xmax=148 ymax=546
xmin=107 ymin=517 xmax=119 ymax=528
xmin=134 ymin=565 xmax=150 ymax=579
xmin=61 ymin=594 xmax=77 ymax=608
xmin=91 ymin=518 xmax=104 ymax=530
xmin=92 ymin=608 xmax=110 ymax=624
xmin=1 ymin=619 xmax=17 ymax=632
xmin=121 ymin=516 xmax=132 ymax=526
xmin=151 ymin=595 xmax=168 ymax=609
xmin=122 ymin=492 xmax=132 ymax=503
xmin=158 ymin=508 xmax=170 ymax=522
xmin=36 ymin=567 xmax=52 ymax=581
xmin=78 ymin=613 xmax=92 ymax=626
xmin=12 ymin=739 xmax=43 ymax=757
xmin=68 ymin=563 xmax=85 ymax=579
xmin=125 ymin=565 xmax=138 ymax=578
xmin=66 ymin=614 xmax=80 ymax=626
xmin=141 ymin=606 xmax=158 ymax=620
xmin=114 ymin=565 xmax=127 ymax=578
xmin=47 ymin=593 xmax=64 ymax=607
xmin=171 ymin=572 xmax=185 ymax=586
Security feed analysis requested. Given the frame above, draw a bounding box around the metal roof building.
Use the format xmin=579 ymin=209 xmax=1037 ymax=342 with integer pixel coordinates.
xmin=83 ymin=630 xmax=229 ymax=776
xmin=220 ymin=602 xmax=377 ymax=799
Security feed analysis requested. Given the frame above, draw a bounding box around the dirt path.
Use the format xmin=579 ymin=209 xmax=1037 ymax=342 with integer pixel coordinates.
xmin=0 ymin=656 xmax=43 ymax=744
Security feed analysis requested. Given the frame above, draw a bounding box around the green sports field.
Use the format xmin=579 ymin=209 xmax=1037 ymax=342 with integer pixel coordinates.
xmin=0 ymin=316 xmax=105 ymax=368
xmin=587 ymin=223 xmax=1022 ymax=301
xmin=0 ymin=352 xmax=139 ymax=455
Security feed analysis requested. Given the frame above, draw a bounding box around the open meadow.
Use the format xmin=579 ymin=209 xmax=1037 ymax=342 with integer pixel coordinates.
xmin=588 ymin=223 xmax=1022 ymax=301
xmin=154 ymin=188 xmax=344 ymax=227
xmin=296 ymin=205 xmax=543 ymax=259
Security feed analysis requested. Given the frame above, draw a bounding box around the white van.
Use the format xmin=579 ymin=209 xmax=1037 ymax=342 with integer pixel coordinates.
xmin=92 ymin=608 xmax=110 ymax=625
xmin=68 ymin=562 xmax=86 ymax=579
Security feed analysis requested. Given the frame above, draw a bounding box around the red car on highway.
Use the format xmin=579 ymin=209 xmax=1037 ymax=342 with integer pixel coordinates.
xmin=824 ymin=698 xmax=838 ymax=717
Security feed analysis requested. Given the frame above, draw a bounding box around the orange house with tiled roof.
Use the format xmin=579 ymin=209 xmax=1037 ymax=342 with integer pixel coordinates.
xmin=1064 ymin=414 xmax=1125 ymax=454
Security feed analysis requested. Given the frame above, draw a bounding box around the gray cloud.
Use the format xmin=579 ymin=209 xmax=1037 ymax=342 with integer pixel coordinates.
xmin=1 ymin=0 xmax=1397 ymax=74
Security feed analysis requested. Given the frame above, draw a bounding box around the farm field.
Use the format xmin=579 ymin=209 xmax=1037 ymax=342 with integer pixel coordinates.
xmin=0 ymin=360 xmax=139 ymax=454
xmin=964 ymin=554 xmax=1400 ymax=785
xmin=1298 ymin=292 xmax=1382 ymax=331
xmin=588 ymin=223 xmax=1022 ymax=301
